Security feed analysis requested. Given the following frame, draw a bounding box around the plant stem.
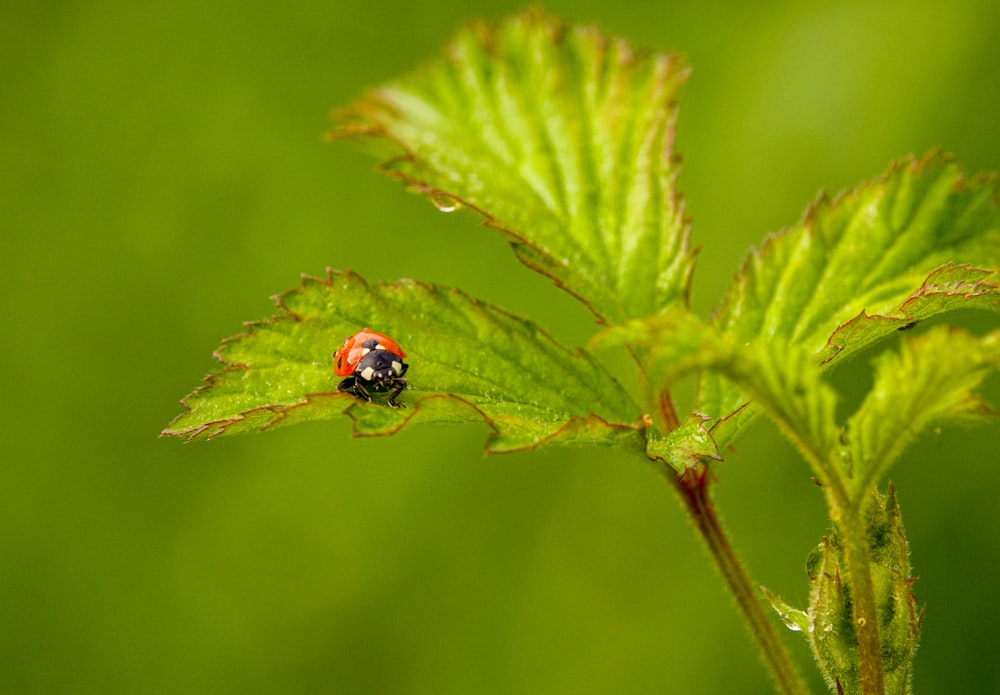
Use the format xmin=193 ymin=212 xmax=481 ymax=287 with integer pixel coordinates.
xmin=670 ymin=467 xmax=813 ymax=695
xmin=794 ymin=442 xmax=886 ymax=693
xmin=832 ymin=498 xmax=885 ymax=695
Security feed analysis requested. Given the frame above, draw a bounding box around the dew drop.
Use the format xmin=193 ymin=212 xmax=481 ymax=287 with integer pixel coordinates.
xmin=430 ymin=194 xmax=461 ymax=213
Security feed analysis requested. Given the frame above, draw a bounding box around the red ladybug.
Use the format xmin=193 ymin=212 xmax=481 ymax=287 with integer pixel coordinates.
xmin=334 ymin=328 xmax=408 ymax=407
xmin=334 ymin=329 xmax=406 ymax=376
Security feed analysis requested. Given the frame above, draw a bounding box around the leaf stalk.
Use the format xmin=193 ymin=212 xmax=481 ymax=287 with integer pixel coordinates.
xmin=656 ymin=388 xmax=681 ymax=432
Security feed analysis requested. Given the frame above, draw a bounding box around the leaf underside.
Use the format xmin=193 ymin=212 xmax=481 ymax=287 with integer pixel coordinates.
xmin=598 ymin=316 xmax=999 ymax=490
xmin=331 ymin=9 xmax=696 ymax=325
xmin=700 ymin=153 xmax=1000 ymax=447
xmin=162 ymin=270 xmax=645 ymax=454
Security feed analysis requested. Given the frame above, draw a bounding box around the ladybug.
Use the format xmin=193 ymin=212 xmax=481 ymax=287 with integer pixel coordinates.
xmin=334 ymin=328 xmax=409 ymax=408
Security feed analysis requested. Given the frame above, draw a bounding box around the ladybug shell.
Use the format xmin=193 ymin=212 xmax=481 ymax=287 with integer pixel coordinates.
xmin=334 ymin=328 xmax=407 ymax=376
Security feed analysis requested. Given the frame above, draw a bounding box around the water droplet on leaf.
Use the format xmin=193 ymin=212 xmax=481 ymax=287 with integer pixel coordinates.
xmin=430 ymin=195 xmax=461 ymax=213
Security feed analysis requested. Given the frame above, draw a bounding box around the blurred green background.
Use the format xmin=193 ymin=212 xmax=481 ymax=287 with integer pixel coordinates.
xmin=2 ymin=0 xmax=998 ymax=692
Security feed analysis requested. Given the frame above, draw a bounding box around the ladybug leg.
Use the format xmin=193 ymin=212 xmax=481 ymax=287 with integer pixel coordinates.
xmin=353 ymin=379 xmax=373 ymax=403
xmin=337 ymin=376 xmax=373 ymax=403
xmin=386 ymin=378 xmax=407 ymax=408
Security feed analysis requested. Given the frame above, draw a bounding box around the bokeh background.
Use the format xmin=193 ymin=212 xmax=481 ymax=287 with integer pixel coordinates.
xmin=2 ymin=0 xmax=998 ymax=692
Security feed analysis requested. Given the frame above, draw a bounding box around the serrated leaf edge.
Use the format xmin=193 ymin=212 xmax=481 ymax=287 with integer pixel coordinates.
xmin=160 ymin=388 xmax=351 ymax=442
xmin=821 ymin=262 xmax=999 ymax=364
xmin=162 ymin=386 xmax=647 ymax=454
xmin=161 ymin=268 xmax=648 ymax=451
xmin=333 ymin=113 xmax=625 ymax=322
xmin=329 ymin=10 xmax=694 ymax=324
xmin=713 ymin=150 xmax=991 ymax=332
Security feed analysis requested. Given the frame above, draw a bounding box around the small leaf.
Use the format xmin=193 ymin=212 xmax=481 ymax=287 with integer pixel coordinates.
xmin=332 ymin=10 xmax=696 ymax=324
xmin=760 ymin=586 xmax=810 ymax=633
xmin=163 ymin=270 xmax=645 ymax=453
xmin=701 ymin=153 xmax=1000 ymax=446
xmin=845 ymin=326 xmax=1000 ymax=498
xmin=644 ymin=414 xmax=721 ymax=475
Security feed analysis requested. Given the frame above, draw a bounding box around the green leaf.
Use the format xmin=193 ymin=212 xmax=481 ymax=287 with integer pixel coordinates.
xmin=331 ymin=10 xmax=696 ymax=324
xmin=822 ymin=263 xmax=999 ymax=363
xmin=599 ymin=315 xmax=1000 ymax=497
xmin=701 ymin=153 xmax=1000 ymax=446
xmin=845 ymin=327 xmax=1000 ymax=499
xmin=644 ymin=414 xmax=721 ymax=475
xmin=595 ymin=313 xmax=841 ymax=479
xmin=162 ymin=270 xmax=644 ymax=453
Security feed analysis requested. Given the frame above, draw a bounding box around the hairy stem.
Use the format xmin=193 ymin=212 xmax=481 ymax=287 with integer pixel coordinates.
xmin=786 ymin=443 xmax=886 ymax=692
xmin=834 ymin=498 xmax=885 ymax=695
xmin=670 ymin=467 xmax=812 ymax=695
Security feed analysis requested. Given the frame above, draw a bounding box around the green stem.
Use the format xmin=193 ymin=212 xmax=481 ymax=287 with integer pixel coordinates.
xmin=831 ymin=495 xmax=885 ymax=695
xmin=669 ymin=467 xmax=812 ymax=695
xmin=795 ymin=442 xmax=886 ymax=693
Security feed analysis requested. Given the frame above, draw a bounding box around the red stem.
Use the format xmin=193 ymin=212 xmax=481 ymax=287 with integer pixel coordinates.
xmin=669 ymin=466 xmax=811 ymax=695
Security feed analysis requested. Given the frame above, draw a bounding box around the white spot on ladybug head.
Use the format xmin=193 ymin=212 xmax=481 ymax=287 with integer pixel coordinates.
xmin=359 ymin=366 xmax=375 ymax=381
xmin=361 ymin=347 xmax=371 ymax=356
xmin=375 ymin=344 xmax=386 ymax=350
xmin=391 ymin=360 xmax=402 ymax=374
